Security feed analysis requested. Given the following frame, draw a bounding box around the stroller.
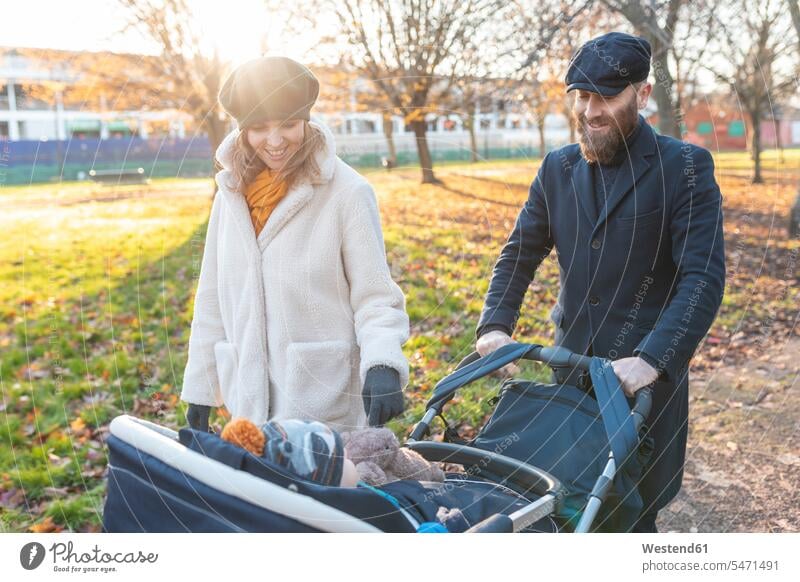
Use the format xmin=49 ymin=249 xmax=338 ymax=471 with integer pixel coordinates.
xmin=102 ymin=342 xmax=653 ymax=533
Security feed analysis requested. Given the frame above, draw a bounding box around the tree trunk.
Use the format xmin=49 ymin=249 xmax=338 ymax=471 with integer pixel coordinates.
xmin=204 ymin=115 xmax=228 ymax=197
xmin=382 ymin=113 xmax=398 ymax=166
xmin=411 ymin=119 xmax=440 ymax=184
xmin=206 ymin=117 xmax=227 ymax=160
xmin=789 ymin=0 xmax=800 ymax=59
xmin=560 ymin=97 xmax=576 ymax=143
xmin=648 ymin=35 xmax=681 ymax=138
xmin=567 ymin=108 xmax=576 ymax=144
xmin=748 ymin=110 xmax=763 ymax=184
xmin=467 ymin=111 xmax=479 ymax=163
xmin=538 ymin=120 xmax=546 ymax=157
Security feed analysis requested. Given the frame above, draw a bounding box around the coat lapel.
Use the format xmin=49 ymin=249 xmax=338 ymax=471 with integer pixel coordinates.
xmin=255 ymin=179 xmax=314 ymax=251
xmin=216 ymin=168 xmax=262 ymax=258
xmin=570 ymin=156 xmax=598 ymax=226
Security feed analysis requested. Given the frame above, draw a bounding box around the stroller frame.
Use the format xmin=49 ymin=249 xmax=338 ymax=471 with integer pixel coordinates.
xmin=405 ymin=342 xmax=652 ymax=533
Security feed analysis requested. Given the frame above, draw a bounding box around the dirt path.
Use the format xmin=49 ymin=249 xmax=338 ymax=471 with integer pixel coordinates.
xmin=658 ymin=338 xmax=800 ymax=532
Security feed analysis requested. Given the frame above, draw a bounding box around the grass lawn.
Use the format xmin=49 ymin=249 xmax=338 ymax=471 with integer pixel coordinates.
xmin=1 ymin=150 xmax=798 ymax=532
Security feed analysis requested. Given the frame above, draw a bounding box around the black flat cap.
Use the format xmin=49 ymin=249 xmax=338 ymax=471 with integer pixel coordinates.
xmin=218 ymin=56 xmax=320 ymax=127
xmin=565 ymin=32 xmax=651 ymax=96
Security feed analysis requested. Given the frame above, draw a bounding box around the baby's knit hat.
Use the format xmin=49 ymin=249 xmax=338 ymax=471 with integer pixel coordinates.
xmin=261 ymin=419 xmax=345 ymax=486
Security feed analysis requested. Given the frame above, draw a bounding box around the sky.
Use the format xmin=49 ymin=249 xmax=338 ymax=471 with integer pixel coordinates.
xmin=1 ymin=0 xmax=779 ymax=102
xmin=0 ymin=0 xmax=316 ymax=66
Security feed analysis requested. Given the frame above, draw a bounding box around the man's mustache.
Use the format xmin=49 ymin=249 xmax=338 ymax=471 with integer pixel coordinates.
xmin=576 ymin=114 xmax=617 ymax=131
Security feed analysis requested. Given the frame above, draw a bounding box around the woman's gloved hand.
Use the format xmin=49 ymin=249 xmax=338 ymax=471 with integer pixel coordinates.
xmin=362 ymin=365 xmax=404 ymax=426
xmin=186 ymin=403 xmax=211 ymax=433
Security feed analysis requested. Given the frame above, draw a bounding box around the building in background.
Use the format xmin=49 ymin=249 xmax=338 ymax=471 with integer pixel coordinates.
xmin=3 ymin=46 xmax=797 ymax=186
xmin=677 ymin=95 xmax=800 ymax=152
xmin=0 ymin=47 xmax=192 ymax=142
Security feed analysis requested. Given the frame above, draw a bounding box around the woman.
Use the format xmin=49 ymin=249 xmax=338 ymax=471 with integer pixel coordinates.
xmin=181 ymin=56 xmax=410 ymax=433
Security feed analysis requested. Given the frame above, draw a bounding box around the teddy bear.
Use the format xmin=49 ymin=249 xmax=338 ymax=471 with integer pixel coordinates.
xmin=340 ymin=426 xmax=445 ymax=486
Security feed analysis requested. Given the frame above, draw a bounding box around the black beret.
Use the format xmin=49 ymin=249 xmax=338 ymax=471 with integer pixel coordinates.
xmin=565 ymin=32 xmax=651 ymax=96
xmin=218 ymin=56 xmax=320 ymax=127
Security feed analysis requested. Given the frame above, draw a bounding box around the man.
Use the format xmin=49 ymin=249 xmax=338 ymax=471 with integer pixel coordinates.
xmin=475 ymin=32 xmax=726 ymax=532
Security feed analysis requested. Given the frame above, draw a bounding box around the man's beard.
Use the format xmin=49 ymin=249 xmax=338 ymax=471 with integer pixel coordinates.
xmin=576 ymin=99 xmax=639 ymax=165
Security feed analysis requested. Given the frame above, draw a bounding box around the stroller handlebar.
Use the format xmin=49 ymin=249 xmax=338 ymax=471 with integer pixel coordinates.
xmin=410 ymin=342 xmax=652 ymax=441
xmin=424 ymin=342 xmax=590 ymax=411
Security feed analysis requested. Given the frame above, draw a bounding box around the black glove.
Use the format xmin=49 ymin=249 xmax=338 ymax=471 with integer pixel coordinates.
xmin=186 ymin=403 xmax=211 ymax=433
xmin=362 ymin=365 xmax=404 ymax=427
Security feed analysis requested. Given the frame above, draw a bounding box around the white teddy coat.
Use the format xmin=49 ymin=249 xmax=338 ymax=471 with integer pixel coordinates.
xmin=180 ymin=118 xmax=410 ymax=432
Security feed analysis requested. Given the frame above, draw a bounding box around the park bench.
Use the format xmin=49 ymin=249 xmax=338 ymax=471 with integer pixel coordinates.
xmin=88 ymin=167 xmax=149 ymax=185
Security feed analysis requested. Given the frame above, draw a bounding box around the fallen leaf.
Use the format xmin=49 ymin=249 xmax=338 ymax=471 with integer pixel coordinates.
xmin=0 ymin=488 xmax=26 ymax=509
xmin=29 ymin=516 xmax=62 ymax=533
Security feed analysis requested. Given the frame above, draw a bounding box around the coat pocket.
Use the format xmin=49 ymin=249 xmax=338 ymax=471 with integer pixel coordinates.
xmin=617 ymin=208 xmax=663 ymax=230
xmin=213 ymin=340 xmax=238 ymax=408
xmin=285 ymin=340 xmax=355 ymax=424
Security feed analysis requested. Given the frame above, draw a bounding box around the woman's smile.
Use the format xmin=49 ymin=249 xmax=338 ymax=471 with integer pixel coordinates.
xmin=263 ymin=145 xmax=289 ymax=161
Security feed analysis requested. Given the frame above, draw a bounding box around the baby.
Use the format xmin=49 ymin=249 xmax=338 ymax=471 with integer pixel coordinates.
xmin=221 ymin=417 xmax=359 ymax=488
xmin=220 ymin=417 xmax=469 ymax=531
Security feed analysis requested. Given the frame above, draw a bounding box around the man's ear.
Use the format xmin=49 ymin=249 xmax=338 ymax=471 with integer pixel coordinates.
xmin=637 ymin=82 xmax=653 ymax=109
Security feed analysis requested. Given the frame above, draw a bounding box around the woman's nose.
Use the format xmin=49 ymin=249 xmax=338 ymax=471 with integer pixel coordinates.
xmin=265 ymin=131 xmax=284 ymax=147
xmin=265 ymin=129 xmax=284 ymax=148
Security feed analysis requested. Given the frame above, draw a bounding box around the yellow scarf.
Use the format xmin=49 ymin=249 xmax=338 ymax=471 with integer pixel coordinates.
xmin=243 ymin=167 xmax=290 ymax=236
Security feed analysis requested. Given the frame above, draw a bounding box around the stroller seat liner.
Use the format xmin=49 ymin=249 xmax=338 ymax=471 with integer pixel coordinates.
xmin=174 ymin=427 xmax=556 ymax=532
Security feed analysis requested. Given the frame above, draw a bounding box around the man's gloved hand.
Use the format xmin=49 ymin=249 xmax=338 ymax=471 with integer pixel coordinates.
xmin=186 ymin=403 xmax=211 ymax=432
xmin=475 ymin=330 xmax=519 ymax=377
xmin=611 ymin=357 xmax=659 ymax=398
xmin=362 ymin=365 xmax=404 ymax=426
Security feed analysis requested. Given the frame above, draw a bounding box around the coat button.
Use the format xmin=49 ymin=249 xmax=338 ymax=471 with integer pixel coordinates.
xmin=591 ymin=239 xmax=601 ymax=250
xmin=589 ymin=296 xmax=600 ymax=306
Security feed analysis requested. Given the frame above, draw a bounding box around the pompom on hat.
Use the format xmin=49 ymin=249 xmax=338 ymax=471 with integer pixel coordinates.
xmin=218 ymin=55 xmax=320 ymax=127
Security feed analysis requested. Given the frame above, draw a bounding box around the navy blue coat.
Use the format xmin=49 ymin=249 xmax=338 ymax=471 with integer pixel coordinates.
xmin=477 ymin=119 xmax=726 ymax=514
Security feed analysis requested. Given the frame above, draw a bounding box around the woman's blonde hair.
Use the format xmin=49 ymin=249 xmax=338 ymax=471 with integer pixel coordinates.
xmin=227 ymin=121 xmax=326 ymax=192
